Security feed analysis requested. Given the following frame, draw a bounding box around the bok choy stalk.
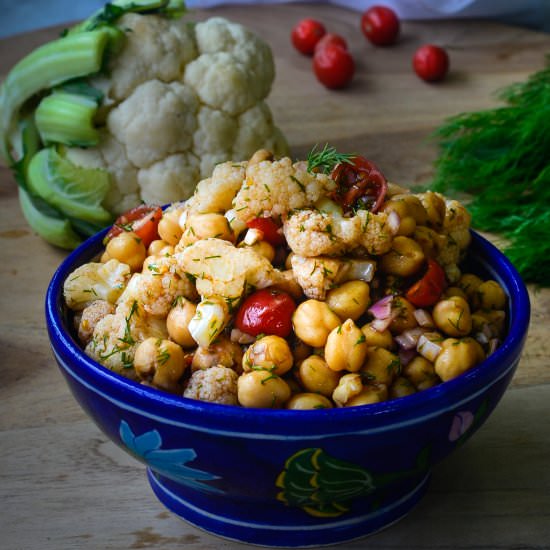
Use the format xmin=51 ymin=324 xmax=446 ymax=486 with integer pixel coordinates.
xmin=0 ymin=0 xmax=185 ymax=248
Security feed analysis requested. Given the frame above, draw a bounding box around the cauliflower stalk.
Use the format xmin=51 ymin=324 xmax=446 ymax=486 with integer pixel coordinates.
xmin=1 ymin=0 xmax=288 ymax=249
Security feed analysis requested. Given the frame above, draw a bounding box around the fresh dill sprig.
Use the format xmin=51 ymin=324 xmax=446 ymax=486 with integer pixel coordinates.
xmin=430 ymin=55 xmax=550 ymax=285
xmin=306 ymin=144 xmax=355 ymax=174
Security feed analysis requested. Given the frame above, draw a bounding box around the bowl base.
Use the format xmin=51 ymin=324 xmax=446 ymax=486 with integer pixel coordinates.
xmin=147 ymin=468 xmax=431 ymax=547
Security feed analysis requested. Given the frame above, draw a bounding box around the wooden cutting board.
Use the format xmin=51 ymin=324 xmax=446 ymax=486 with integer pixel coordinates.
xmin=1 ymin=4 xmax=549 ymax=549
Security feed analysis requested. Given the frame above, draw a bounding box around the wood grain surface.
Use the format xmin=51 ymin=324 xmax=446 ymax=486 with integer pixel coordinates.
xmin=1 ymin=4 xmax=549 ymax=549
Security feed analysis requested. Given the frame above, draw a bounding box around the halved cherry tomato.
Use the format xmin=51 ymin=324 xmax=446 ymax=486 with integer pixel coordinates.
xmin=246 ymin=216 xmax=285 ymax=246
xmin=234 ymin=288 xmax=296 ymax=337
xmin=104 ymin=204 xmax=163 ymax=248
xmin=329 ymin=156 xmax=388 ymax=213
xmin=405 ymin=259 xmax=447 ymax=307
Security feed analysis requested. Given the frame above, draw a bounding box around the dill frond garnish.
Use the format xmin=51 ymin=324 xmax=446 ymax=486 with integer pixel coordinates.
xmin=306 ymin=143 xmax=355 ymax=174
xmin=430 ymin=56 xmax=550 ymax=285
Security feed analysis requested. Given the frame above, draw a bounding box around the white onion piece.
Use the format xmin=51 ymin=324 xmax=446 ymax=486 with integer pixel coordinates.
xmin=243 ymin=228 xmax=263 ymax=245
xmin=475 ymin=332 xmax=489 ymax=345
xmin=387 ymin=210 xmax=401 ymax=234
xmin=371 ymin=317 xmax=394 ymax=332
xmin=417 ymin=334 xmax=442 ymax=362
xmin=368 ymin=295 xmax=393 ymax=319
xmin=414 ymin=308 xmax=434 ymax=328
xmin=345 ymin=259 xmax=376 ymax=283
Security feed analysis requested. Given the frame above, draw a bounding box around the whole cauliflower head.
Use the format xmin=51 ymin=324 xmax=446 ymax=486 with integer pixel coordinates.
xmin=67 ymin=13 xmax=288 ymax=214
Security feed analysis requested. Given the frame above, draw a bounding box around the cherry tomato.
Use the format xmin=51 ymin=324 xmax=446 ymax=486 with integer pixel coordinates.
xmin=234 ymin=288 xmax=296 ymax=338
xmin=291 ymin=18 xmax=326 ymax=56
xmin=104 ymin=204 xmax=163 ymax=248
xmin=413 ymin=44 xmax=449 ymax=82
xmin=313 ymin=43 xmax=355 ymax=89
xmin=329 ymin=156 xmax=388 ymax=213
xmin=314 ymin=32 xmax=348 ymax=54
xmin=405 ymin=259 xmax=447 ymax=307
xmin=361 ymin=6 xmax=400 ymax=46
xmin=246 ymin=216 xmax=285 ymax=246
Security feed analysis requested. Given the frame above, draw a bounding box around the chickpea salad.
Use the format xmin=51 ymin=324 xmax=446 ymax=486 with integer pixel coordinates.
xmin=63 ymin=147 xmax=508 ymax=409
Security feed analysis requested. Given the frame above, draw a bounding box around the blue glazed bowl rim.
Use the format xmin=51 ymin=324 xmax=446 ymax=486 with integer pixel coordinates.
xmin=46 ymin=228 xmax=530 ymax=432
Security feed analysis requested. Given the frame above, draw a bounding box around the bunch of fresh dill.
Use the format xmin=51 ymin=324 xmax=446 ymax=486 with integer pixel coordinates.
xmin=431 ymin=55 xmax=550 ymax=285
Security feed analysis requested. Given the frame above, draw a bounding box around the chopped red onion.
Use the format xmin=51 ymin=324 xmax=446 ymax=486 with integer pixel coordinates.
xmin=488 ymin=338 xmax=500 ymax=356
xmin=395 ymin=327 xmax=426 ymax=350
xmin=398 ymin=348 xmax=417 ymax=366
xmin=414 ymin=308 xmax=434 ymax=328
xmin=230 ymin=328 xmax=255 ymax=344
xmin=368 ymin=295 xmax=394 ymax=319
xmin=475 ymin=331 xmax=489 ymax=345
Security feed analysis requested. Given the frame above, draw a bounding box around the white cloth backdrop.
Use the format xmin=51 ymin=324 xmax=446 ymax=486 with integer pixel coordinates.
xmin=0 ymin=0 xmax=547 ymax=39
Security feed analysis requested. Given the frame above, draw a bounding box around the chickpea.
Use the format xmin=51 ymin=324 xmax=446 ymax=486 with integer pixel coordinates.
xmin=192 ymin=335 xmax=243 ymax=372
xmin=326 ymin=280 xmax=370 ymax=321
xmin=443 ymin=286 xmax=468 ymax=300
xmin=403 ymin=356 xmax=439 ymax=391
xmin=284 ymin=251 xmax=295 ymax=270
xmin=298 ymin=355 xmax=342 ymax=397
xmin=389 ymin=377 xmax=416 ymax=399
xmin=290 ymin=337 xmax=312 ymax=364
xmin=134 ymin=337 xmax=187 ymax=393
xmin=361 ymin=322 xmax=394 ymax=349
xmin=418 ymin=191 xmax=446 ymax=229
xmin=381 ymin=199 xmax=416 ymax=236
xmin=246 ymin=240 xmax=275 ymax=262
xmin=393 ymin=194 xmax=428 ymax=225
xmin=147 ymin=239 xmax=174 ymax=257
xmin=100 ymin=250 xmax=111 ymax=263
xmin=332 ymin=373 xmax=364 ymax=407
xmin=361 ymin=347 xmax=400 ymax=386
xmin=243 ymin=335 xmax=293 ymax=376
xmin=181 ymin=213 xmax=234 ymax=247
xmin=324 ymin=319 xmax=369 ymax=372
xmin=434 ymin=337 xmax=485 ymax=382
xmin=105 ymin=231 xmax=146 ymax=272
xmin=433 ymin=296 xmax=472 ymax=337
xmin=166 ymin=297 xmax=197 ymax=348
xmin=477 ymin=280 xmax=507 ymax=310
xmin=457 ymin=273 xmax=483 ymax=303
xmin=389 ymin=297 xmax=418 ymax=334
xmin=248 ymin=149 xmax=274 ymax=164
xmin=484 ymin=309 xmax=506 ymax=336
xmin=286 ymin=393 xmax=334 ymax=410
xmin=157 ymin=208 xmax=184 ymax=245
xmin=379 ymin=236 xmax=425 ymax=278
xmin=292 ymin=299 xmax=341 ymax=347
xmin=347 ymin=383 xmax=388 ymax=407
xmin=413 ymin=226 xmax=445 ymax=259
xmin=237 ymin=370 xmax=291 ymax=408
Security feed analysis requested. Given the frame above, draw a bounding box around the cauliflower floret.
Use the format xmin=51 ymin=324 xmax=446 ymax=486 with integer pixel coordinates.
xmin=184 ymin=161 xmax=246 ymax=215
xmin=284 ymin=209 xmax=354 ymax=257
xmin=138 ymin=152 xmax=200 ymax=205
xmin=175 ymin=238 xmax=286 ymax=299
xmin=233 ymin=103 xmax=289 ymax=161
xmin=77 ymin=300 xmax=116 ymax=345
xmin=106 ymin=13 xmax=197 ymax=101
xmin=284 ymin=206 xmax=395 ymax=258
xmin=64 ymin=259 xmax=131 ymax=311
xmin=355 ymin=210 xmax=395 ymax=256
xmin=193 ymin=106 xmax=238 ymax=161
xmin=183 ymin=365 xmax=239 ymax=405
xmin=232 ymin=157 xmax=335 ymax=223
xmin=108 ymin=79 xmax=199 ymax=169
xmin=85 ymin=300 xmax=167 ymax=376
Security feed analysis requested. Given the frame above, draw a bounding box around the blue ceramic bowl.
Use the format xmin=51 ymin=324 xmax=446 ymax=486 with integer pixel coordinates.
xmin=46 ymin=230 xmax=530 ymax=547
